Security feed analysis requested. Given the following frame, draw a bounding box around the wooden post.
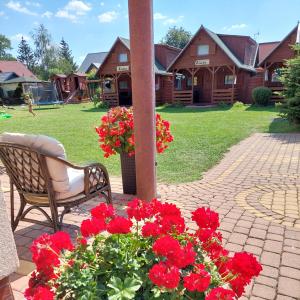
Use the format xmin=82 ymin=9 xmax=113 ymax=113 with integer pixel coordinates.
xmin=128 ymin=0 xmax=156 ymax=200
xmin=231 ymin=65 xmax=235 ymax=103
xmin=191 ymin=68 xmax=194 ymax=104
xmin=211 ymin=67 xmax=215 ymax=103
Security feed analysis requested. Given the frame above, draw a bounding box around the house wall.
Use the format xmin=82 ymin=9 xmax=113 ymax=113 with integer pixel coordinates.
xmin=99 ymin=41 xmax=131 ymax=76
xmin=171 ymin=28 xmax=233 ymax=70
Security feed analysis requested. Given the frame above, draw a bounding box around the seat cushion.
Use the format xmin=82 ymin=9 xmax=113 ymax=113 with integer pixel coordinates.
xmin=0 ymin=132 xmax=69 ymax=193
xmin=55 ymin=168 xmax=84 ymax=200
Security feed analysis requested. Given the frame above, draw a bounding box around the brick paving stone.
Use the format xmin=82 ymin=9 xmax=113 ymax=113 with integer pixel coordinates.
xmin=282 ymin=252 xmax=300 ymax=269
xmin=255 ymin=275 xmax=277 ymax=287
xmin=244 ymin=245 xmax=263 ymax=256
xmin=261 ymin=252 xmax=281 ymax=268
xmin=246 ymin=238 xmax=265 ymax=247
xmin=280 ymin=266 xmax=300 ymax=280
xmin=263 ymin=240 xmax=283 ymax=253
xmin=252 ymin=283 xmax=276 ymax=299
xmin=278 ymin=277 xmax=300 ymax=298
xmin=228 ymin=233 xmax=248 ymax=245
xmin=276 ymin=296 xmax=297 ymax=300
xmin=249 ymin=228 xmax=267 ymax=240
xmin=260 ymin=265 xmax=279 ymax=279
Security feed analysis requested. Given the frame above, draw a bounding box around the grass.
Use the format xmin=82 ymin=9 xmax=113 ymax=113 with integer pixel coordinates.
xmin=1 ymin=103 xmax=299 ymax=183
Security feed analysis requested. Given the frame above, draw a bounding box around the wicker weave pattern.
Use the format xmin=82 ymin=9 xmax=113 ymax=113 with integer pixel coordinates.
xmin=0 ymin=142 xmax=112 ymax=232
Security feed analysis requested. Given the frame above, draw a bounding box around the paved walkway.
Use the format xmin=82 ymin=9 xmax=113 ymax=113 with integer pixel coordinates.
xmin=1 ymin=133 xmax=300 ymax=299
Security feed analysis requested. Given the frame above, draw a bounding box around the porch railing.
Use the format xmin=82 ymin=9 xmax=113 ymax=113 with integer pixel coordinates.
xmin=103 ymin=93 xmax=118 ymax=107
xmin=212 ymin=88 xmax=238 ymax=103
xmin=269 ymin=86 xmax=284 ymax=102
xmin=173 ymin=90 xmax=193 ymax=105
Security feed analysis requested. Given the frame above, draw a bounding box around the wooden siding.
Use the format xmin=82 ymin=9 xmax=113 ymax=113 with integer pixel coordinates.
xmin=154 ymin=45 xmax=181 ymax=69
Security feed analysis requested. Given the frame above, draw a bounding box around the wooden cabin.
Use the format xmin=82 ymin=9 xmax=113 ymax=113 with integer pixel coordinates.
xmin=65 ymin=72 xmax=89 ymax=103
xmin=257 ymin=23 xmax=300 ymax=102
xmin=167 ymin=25 xmax=258 ymax=105
xmin=50 ymin=74 xmax=69 ymax=100
xmin=96 ymin=37 xmax=180 ymax=106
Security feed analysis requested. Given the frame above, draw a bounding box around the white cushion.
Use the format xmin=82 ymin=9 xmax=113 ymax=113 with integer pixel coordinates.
xmin=0 ymin=132 xmax=69 ymax=193
xmin=55 ymin=168 xmax=84 ymax=200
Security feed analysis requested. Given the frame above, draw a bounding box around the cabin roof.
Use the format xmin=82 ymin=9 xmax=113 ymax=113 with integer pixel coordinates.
xmin=98 ymin=37 xmax=172 ymax=76
xmin=167 ymin=25 xmax=257 ymax=72
xmin=258 ymin=23 xmax=300 ymax=66
xmin=0 ymin=72 xmax=17 ymax=83
xmin=2 ymin=76 xmax=43 ymax=84
xmin=78 ymin=52 xmax=108 ymax=73
xmin=258 ymin=42 xmax=280 ymax=65
xmin=0 ymin=61 xmax=37 ymax=78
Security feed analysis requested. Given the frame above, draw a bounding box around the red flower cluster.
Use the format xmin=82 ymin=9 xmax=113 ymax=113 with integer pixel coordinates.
xmin=25 ymin=232 xmax=73 ymax=299
xmin=95 ymin=106 xmax=173 ymax=157
xmin=27 ymin=198 xmax=262 ymax=300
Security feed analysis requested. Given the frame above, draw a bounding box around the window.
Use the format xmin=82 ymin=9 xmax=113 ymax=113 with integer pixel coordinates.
xmin=104 ymin=78 xmax=115 ymax=93
xmin=224 ymin=75 xmax=237 ymax=85
xmin=119 ymin=81 xmax=128 ymax=89
xmin=264 ymin=70 xmax=269 ymax=81
xmin=271 ymin=69 xmax=281 ymax=82
xmin=175 ymin=78 xmax=182 ymax=90
xmin=197 ymin=45 xmax=209 ymax=56
xmin=187 ymin=77 xmax=192 ymax=87
xmin=119 ymin=53 xmax=128 ymax=63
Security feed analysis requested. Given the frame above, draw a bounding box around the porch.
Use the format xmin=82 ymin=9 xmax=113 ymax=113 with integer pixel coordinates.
xmin=262 ymin=62 xmax=285 ymax=102
xmin=172 ymin=65 xmax=238 ymax=105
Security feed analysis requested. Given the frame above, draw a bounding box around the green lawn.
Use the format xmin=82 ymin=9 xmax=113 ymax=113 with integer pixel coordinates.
xmin=1 ymin=103 xmax=299 ymax=183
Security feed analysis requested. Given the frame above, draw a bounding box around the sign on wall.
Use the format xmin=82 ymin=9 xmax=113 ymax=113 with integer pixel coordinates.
xmin=117 ymin=65 xmax=130 ymax=72
xmin=195 ymin=59 xmax=210 ymax=66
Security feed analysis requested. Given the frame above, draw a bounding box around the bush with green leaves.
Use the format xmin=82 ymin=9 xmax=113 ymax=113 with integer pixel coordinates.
xmin=252 ymin=87 xmax=272 ymax=106
xmin=279 ymin=44 xmax=300 ymax=123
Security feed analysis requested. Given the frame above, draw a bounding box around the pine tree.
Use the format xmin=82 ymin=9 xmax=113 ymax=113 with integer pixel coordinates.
xmin=59 ymin=38 xmax=77 ymax=71
xmin=17 ymin=37 xmax=35 ymax=70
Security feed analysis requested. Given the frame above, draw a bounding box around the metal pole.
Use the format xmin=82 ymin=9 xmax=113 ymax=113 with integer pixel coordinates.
xmin=128 ymin=0 xmax=156 ymax=200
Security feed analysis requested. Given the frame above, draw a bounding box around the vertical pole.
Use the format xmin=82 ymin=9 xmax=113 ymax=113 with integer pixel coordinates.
xmin=231 ymin=66 xmax=235 ymax=103
xmin=128 ymin=0 xmax=156 ymax=200
xmin=211 ymin=67 xmax=215 ymax=103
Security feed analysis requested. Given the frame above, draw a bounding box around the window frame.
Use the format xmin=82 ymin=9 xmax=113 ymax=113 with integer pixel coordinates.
xmin=118 ymin=53 xmax=128 ymax=63
xmin=197 ymin=44 xmax=209 ymax=56
xmin=119 ymin=80 xmax=128 ymax=89
xmin=224 ymin=75 xmax=237 ymax=85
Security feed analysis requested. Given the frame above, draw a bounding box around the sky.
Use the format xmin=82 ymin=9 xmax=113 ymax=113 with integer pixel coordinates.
xmin=0 ymin=0 xmax=299 ymax=66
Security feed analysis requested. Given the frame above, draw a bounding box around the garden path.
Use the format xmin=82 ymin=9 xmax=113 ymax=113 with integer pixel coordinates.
xmin=1 ymin=133 xmax=300 ymax=299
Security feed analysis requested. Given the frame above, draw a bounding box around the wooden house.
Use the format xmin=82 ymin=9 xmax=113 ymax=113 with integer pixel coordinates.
xmin=96 ymin=37 xmax=180 ymax=106
xmin=257 ymin=23 xmax=300 ymax=102
xmin=65 ymin=72 xmax=89 ymax=103
xmin=50 ymin=74 xmax=69 ymax=100
xmin=167 ymin=25 xmax=258 ymax=105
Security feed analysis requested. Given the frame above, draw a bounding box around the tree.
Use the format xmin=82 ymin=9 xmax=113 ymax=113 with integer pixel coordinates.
xmin=59 ymin=38 xmax=77 ymax=71
xmin=160 ymin=26 xmax=192 ymax=49
xmin=31 ymin=24 xmax=59 ymax=80
xmin=17 ymin=37 xmax=35 ymax=70
xmin=0 ymin=34 xmax=15 ymax=60
xmin=279 ymin=44 xmax=300 ymax=123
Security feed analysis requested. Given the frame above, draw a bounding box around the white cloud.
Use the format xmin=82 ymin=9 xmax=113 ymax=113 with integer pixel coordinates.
xmin=55 ymin=0 xmax=91 ymax=22
xmin=100 ymin=2 xmax=104 ymax=6
xmin=154 ymin=12 xmax=167 ymax=20
xmin=25 ymin=1 xmax=40 ymax=7
xmin=11 ymin=33 xmax=31 ymax=42
xmin=6 ymin=1 xmax=37 ymax=15
xmin=163 ymin=15 xmax=184 ymax=25
xmin=42 ymin=11 xmax=53 ymax=18
xmin=56 ymin=10 xmax=77 ymax=22
xmin=65 ymin=0 xmax=91 ymax=15
xmin=117 ymin=3 xmax=121 ymax=8
xmin=98 ymin=10 xmax=118 ymax=23
xmin=222 ymin=23 xmax=247 ymax=32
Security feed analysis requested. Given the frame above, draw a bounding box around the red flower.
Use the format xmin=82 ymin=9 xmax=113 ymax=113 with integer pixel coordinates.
xmin=229 ymin=276 xmax=247 ymax=297
xmin=152 ymin=236 xmax=181 ymax=258
xmin=80 ymin=218 xmax=106 ymax=237
xmin=206 ymin=287 xmax=236 ymax=300
xmin=173 ymin=243 xmax=196 ymax=268
xmin=158 ymin=215 xmax=185 ymax=234
xmin=91 ymin=203 xmax=115 ymax=221
xmin=192 ymin=207 xmax=220 ymax=230
xmin=183 ymin=267 xmax=211 ymax=292
xmin=107 ymin=216 xmax=132 ymax=234
xmin=126 ymin=198 xmax=153 ymax=221
xmin=148 ymin=262 xmax=180 ymax=289
xmin=25 ymin=285 xmax=54 ymax=300
xmin=141 ymin=222 xmax=161 ymax=237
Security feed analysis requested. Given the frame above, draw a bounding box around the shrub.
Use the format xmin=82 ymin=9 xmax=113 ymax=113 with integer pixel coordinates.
xmin=279 ymin=97 xmax=300 ymax=123
xmin=232 ymin=101 xmax=245 ymax=108
xmin=25 ymin=198 xmax=262 ymax=299
xmin=252 ymin=87 xmax=272 ymax=106
xmin=95 ymin=106 xmax=173 ymax=157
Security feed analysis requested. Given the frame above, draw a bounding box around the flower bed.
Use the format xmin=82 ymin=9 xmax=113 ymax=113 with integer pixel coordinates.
xmin=95 ymin=106 xmax=173 ymax=157
xmin=25 ymin=199 xmax=262 ymax=299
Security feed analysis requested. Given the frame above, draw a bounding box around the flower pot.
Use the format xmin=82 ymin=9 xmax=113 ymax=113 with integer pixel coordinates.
xmin=120 ymin=152 xmax=136 ymax=195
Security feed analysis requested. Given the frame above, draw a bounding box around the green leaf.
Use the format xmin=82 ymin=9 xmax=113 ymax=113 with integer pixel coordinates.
xmin=107 ymin=277 xmax=142 ymax=300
